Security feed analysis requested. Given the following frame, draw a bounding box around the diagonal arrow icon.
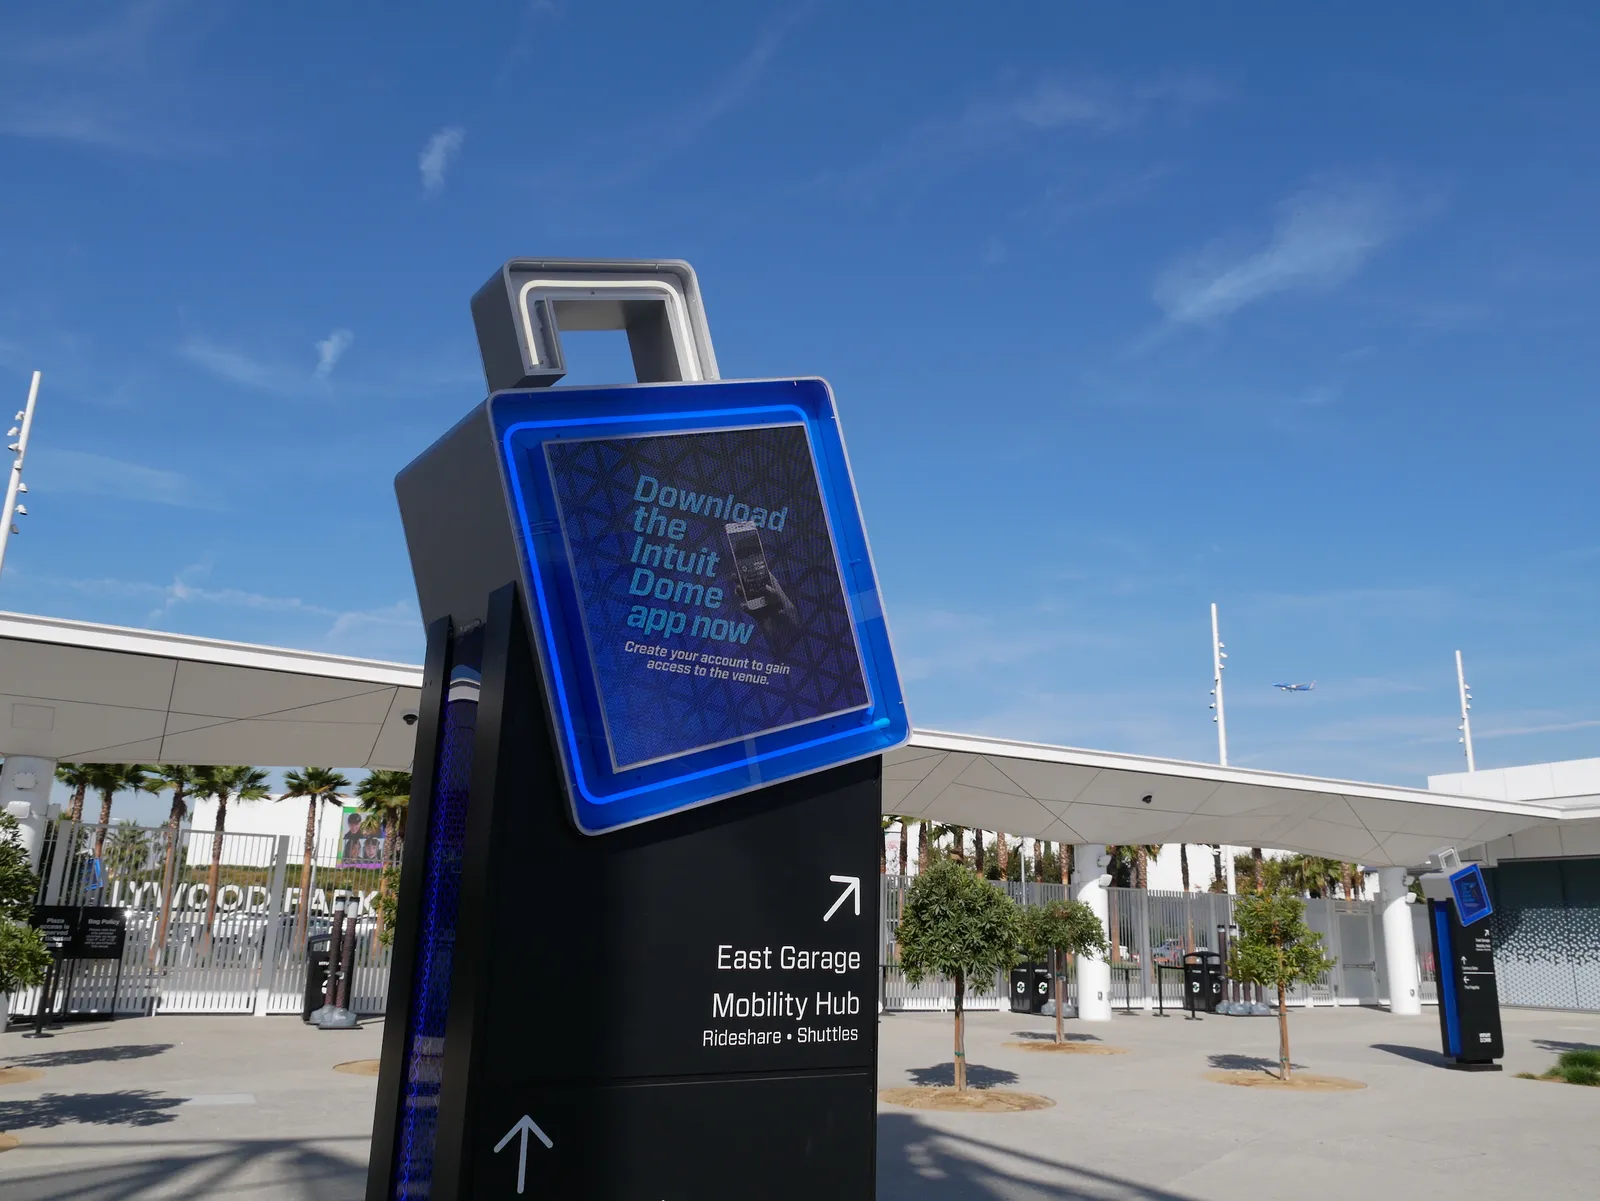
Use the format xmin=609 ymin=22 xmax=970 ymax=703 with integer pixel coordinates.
xmin=824 ymin=875 xmax=861 ymax=922
xmin=494 ymin=1114 xmax=553 ymax=1195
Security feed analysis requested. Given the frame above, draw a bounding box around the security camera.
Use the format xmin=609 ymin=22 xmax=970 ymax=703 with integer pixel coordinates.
xmin=1140 ymin=794 xmax=1152 ymax=805
xmin=402 ymin=711 xmax=419 ymax=726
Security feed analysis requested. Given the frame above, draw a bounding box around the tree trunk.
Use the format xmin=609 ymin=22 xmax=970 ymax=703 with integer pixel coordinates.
xmin=296 ymin=796 xmax=318 ymax=947
xmin=1340 ymin=862 xmax=1353 ymax=900
xmin=973 ymin=831 xmax=984 ymax=875
xmin=204 ymin=797 xmax=228 ymax=939
xmin=93 ymin=787 xmax=115 ymax=859
xmin=154 ymin=783 xmax=188 ymax=961
xmin=69 ymin=783 xmax=88 ymax=824
xmin=1251 ymin=847 xmax=1264 ymax=893
xmin=917 ymin=822 xmax=930 ymax=872
xmin=897 ymin=822 xmax=908 ymax=876
xmin=1277 ymin=981 xmax=1291 ymax=1080
xmin=1212 ymin=845 xmax=1223 ymax=887
xmin=1061 ymin=843 xmax=1071 ymax=885
xmin=1135 ymin=845 xmax=1148 ymax=890
xmin=953 ymin=973 xmax=967 ymax=1091
xmin=1054 ymin=952 xmax=1064 ymax=1044
xmin=996 ymin=832 xmax=1008 ymax=880
xmin=952 ymin=826 xmax=966 ymax=865
xmin=1180 ymin=844 xmax=1191 ymax=892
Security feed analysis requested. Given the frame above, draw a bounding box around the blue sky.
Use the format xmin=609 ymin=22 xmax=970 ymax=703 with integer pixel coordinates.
xmin=2 ymin=1 xmax=1598 ymax=790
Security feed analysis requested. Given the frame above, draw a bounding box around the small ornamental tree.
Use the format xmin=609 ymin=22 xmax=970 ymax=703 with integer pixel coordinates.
xmin=0 ymin=811 xmax=51 ymax=999
xmin=1227 ymin=890 xmax=1337 ymax=1080
xmin=897 ymin=858 xmax=1021 ymax=1090
xmin=1022 ymin=899 xmax=1109 ymax=1044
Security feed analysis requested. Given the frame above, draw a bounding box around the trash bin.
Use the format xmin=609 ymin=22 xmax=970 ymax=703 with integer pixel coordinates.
xmin=1010 ymin=963 xmax=1048 ymax=1014
xmin=1182 ymin=951 xmax=1224 ymax=1014
xmin=1031 ymin=964 xmax=1053 ymax=1012
xmin=303 ymin=933 xmax=332 ymax=1023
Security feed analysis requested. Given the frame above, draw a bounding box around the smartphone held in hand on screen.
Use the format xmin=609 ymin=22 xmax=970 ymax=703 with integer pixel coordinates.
xmin=725 ymin=521 xmax=772 ymax=611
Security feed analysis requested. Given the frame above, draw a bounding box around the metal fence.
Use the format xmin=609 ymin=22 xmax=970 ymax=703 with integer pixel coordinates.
xmin=881 ymin=877 xmax=1418 ymax=1014
xmin=7 ymin=819 xmax=394 ymax=1021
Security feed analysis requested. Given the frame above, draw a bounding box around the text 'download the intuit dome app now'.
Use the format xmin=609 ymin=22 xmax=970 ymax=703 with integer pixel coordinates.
xmin=545 ymin=424 xmax=870 ymax=769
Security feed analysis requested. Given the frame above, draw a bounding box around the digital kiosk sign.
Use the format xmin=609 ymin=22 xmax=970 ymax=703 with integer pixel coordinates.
xmin=495 ymin=378 xmax=908 ymax=832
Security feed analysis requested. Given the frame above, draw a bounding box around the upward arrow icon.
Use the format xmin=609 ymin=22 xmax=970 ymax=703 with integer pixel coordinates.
xmin=494 ymin=1114 xmax=553 ymax=1195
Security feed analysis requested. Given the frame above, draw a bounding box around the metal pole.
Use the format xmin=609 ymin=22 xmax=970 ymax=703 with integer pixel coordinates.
xmin=0 ymin=371 xmax=41 ymax=581
xmin=1211 ymin=603 xmax=1237 ymax=894
xmin=1455 ymin=650 xmax=1475 ymax=772
xmin=1210 ymin=602 xmax=1228 ymax=766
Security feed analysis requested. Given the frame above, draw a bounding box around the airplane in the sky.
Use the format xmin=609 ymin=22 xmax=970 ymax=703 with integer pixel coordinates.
xmin=1273 ymin=681 xmax=1317 ymax=692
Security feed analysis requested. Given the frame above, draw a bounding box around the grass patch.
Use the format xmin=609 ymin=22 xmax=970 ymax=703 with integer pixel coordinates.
xmin=1528 ymin=1049 xmax=1600 ymax=1086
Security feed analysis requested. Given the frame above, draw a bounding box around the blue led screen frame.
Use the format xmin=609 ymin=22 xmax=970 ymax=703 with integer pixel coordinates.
xmin=1449 ymin=863 xmax=1494 ymax=927
xmin=492 ymin=377 xmax=908 ymax=834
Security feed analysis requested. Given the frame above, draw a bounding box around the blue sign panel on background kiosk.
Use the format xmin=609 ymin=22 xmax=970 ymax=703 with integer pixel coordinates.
xmin=495 ymin=377 xmax=908 ymax=832
xmin=1448 ymin=863 xmax=1493 ymax=927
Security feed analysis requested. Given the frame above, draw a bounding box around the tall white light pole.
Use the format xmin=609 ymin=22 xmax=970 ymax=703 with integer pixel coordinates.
xmin=0 ymin=371 xmax=41 ymax=582
xmin=1455 ymin=649 xmax=1475 ymax=772
xmin=1210 ymin=602 xmax=1229 ymax=766
xmin=1210 ymin=603 xmax=1236 ymax=893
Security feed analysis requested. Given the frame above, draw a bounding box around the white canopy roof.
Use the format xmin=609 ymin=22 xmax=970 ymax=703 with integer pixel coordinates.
xmin=0 ymin=611 xmax=422 ymax=770
xmin=885 ymin=731 xmax=1568 ymax=868
xmin=0 ymin=610 xmax=1573 ymax=865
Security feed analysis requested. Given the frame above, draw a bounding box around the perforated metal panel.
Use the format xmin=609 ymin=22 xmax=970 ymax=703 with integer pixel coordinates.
xmin=1486 ymin=858 xmax=1600 ymax=1012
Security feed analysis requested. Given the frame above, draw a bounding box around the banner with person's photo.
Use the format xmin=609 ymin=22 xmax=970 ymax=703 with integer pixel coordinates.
xmin=337 ymin=806 xmax=387 ymax=867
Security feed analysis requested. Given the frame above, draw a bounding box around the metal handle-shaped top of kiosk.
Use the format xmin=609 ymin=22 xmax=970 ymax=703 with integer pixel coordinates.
xmin=471 ymin=258 xmax=721 ymax=392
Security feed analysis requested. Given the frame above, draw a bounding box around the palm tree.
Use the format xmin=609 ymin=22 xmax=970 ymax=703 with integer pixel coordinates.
xmin=103 ymin=820 xmax=152 ymax=877
xmin=191 ymin=765 xmax=270 ymax=937
xmin=280 ymin=767 xmax=353 ymax=946
xmin=55 ymin=762 xmax=94 ymax=824
xmin=879 ymin=816 xmax=895 ymax=874
xmin=896 ymin=819 xmax=909 ymax=877
xmin=87 ymin=764 xmax=155 ymax=859
xmin=1180 ymin=844 xmax=1191 ymax=892
xmin=149 ymin=766 xmax=200 ymax=955
xmin=995 ymin=831 xmax=1009 ymax=881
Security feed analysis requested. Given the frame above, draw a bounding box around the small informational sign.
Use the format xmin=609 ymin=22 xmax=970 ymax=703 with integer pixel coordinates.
xmin=31 ymin=905 xmax=77 ymax=954
xmin=28 ymin=905 xmax=126 ymax=960
xmin=75 ymin=907 xmax=127 ymax=960
xmin=495 ymin=378 xmax=908 ymax=833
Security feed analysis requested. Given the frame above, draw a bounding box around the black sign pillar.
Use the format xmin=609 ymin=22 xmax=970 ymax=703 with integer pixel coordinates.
xmin=368 ymin=261 xmax=902 ymax=1200
xmin=1421 ymin=860 xmax=1503 ymax=1071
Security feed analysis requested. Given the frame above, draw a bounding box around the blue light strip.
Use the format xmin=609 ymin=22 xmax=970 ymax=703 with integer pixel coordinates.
xmin=392 ymin=660 xmax=480 ymax=1198
xmin=1433 ymin=904 xmax=1461 ymax=1058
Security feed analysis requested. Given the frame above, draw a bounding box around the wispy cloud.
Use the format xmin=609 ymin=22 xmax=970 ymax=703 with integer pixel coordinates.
xmin=28 ymin=448 xmax=205 ymax=508
xmin=419 ymin=126 xmax=465 ymax=195
xmin=314 ymin=329 xmax=354 ymax=379
xmin=842 ymin=72 xmax=1219 ymax=199
xmin=0 ymin=1 xmax=216 ymax=155
xmin=1154 ymin=178 xmax=1419 ymax=325
xmin=180 ymin=332 xmax=357 ymax=395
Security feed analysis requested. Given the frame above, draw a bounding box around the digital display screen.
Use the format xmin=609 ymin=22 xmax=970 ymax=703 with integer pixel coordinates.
xmin=494 ymin=378 xmax=908 ymax=833
xmin=1450 ymin=864 xmax=1494 ymax=926
xmin=544 ymin=425 xmax=870 ymax=769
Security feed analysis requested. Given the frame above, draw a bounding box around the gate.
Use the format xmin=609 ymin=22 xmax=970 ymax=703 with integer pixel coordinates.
xmin=7 ymin=819 xmax=394 ymax=1021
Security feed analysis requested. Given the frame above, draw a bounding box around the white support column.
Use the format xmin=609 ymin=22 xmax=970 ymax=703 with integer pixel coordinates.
xmin=1 ymin=754 xmax=56 ymax=871
xmin=1073 ymin=843 xmax=1112 ymax=1022
xmin=1378 ymin=866 xmax=1422 ymax=1016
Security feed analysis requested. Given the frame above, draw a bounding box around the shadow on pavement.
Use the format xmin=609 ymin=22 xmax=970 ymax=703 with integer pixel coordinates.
xmin=3 ymin=1045 xmax=174 ymax=1069
xmin=879 ymin=1113 xmax=1198 ymax=1200
xmin=1371 ymin=1043 xmax=1449 ymax=1068
xmin=0 ymin=1136 xmax=368 ymax=1201
xmin=1011 ymin=1031 xmax=1103 ymax=1043
xmin=0 ymin=1091 xmax=184 ymax=1130
xmin=1206 ymin=1054 xmax=1305 ymax=1073
xmin=1532 ymin=1039 xmax=1600 ymax=1055
xmin=906 ymin=1062 xmax=1020 ymax=1089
